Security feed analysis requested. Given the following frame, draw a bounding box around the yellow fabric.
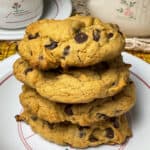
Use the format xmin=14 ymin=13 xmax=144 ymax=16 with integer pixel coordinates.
xmin=126 ymin=50 xmax=150 ymax=64
xmin=0 ymin=41 xmax=17 ymax=60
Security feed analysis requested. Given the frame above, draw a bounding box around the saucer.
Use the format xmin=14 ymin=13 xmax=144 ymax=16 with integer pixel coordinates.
xmin=0 ymin=0 xmax=72 ymax=40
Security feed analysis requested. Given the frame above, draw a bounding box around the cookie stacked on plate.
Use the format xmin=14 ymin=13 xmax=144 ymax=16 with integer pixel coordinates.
xmin=13 ymin=15 xmax=136 ymax=148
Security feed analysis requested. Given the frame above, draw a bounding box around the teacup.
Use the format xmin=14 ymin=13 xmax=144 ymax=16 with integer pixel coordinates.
xmin=0 ymin=0 xmax=43 ymax=29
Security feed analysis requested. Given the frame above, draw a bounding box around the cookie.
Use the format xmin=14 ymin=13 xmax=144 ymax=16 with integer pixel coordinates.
xmin=20 ymin=82 xmax=135 ymax=126
xmin=18 ymin=15 xmax=125 ymax=70
xmin=13 ymin=57 xmax=130 ymax=103
xmin=16 ymin=112 xmax=131 ymax=148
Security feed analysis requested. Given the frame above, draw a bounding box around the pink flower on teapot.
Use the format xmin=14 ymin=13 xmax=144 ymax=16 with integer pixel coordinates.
xmin=124 ymin=8 xmax=133 ymax=17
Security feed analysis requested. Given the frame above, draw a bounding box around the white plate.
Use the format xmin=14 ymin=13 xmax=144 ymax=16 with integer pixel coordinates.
xmin=0 ymin=0 xmax=72 ymax=40
xmin=0 ymin=53 xmax=150 ymax=150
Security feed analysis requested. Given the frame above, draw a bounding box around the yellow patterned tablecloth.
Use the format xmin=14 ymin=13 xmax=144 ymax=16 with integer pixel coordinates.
xmin=0 ymin=41 xmax=18 ymax=60
xmin=126 ymin=50 xmax=150 ymax=63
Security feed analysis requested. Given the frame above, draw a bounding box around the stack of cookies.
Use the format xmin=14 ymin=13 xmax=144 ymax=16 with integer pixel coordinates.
xmin=13 ymin=15 xmax=136 ymax=148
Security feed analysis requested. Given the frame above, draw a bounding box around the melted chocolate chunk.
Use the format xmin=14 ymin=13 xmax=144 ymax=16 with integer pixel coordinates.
xmin=105 ymin=128 xmax=114 ymax=139
xmin=24 ymin=68 xmax=33 ymax=75
xmin=28 ymin=33 xmax=39 ymax=40
xmin=107 ymin=33 xmax=114 ymax=39
xmin=89 ymin=134 xmax=98 ymax=142
xmin=74 ymin=32 xmax=88 ymax=43
xmin=45 ymin=41 xmax=58 ymax=50
xmin=93 ymin=29 xmax=100 ymax=41
xmin=63 ymin=46 xmax=70 ymax=56
xmin=31 ymin=116 xmax=38 ymax=121
xmin=64 ymin=105 xmax=73 ymax=116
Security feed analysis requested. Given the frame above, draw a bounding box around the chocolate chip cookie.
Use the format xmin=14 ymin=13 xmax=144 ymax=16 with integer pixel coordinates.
xmin=16 ymin=111 xmax=131 ymax=148
xmin=18 ymin=15 xmax=125 ymax=70
xmin=20 ymin=82 xmax=135 ymax=126
xmin=13 ymin=57 xmax=130 ymax=103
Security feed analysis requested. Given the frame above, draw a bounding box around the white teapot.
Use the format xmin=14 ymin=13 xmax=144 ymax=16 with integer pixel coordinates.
xmin=87 ymin=0 xmax=150 ymax=37
xmin=0 ymin=0 xmax=43 ymax=29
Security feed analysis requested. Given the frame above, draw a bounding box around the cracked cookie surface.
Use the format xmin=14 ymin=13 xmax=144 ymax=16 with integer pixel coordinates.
xmin=18 ymin=15 xmax=125 ymax=70
xmin=16 ymin=112 xmax=131 ymax=148
xmin=13 ymin=57 xmax=130 ymax=103
xmin=20 ymin=82 xmax=135 ymax=126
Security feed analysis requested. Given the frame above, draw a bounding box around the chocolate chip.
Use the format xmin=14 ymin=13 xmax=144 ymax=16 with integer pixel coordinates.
xmin=74 ymin=32 xmax=88 ymax=43
xmin=107 ymin=33 xmax=114 ymax=39
xmin=24 ymin=68 xmax=33 ymax=75
xmin=105 ymin=128 xmax=114 ymax=139
xmin=64 ymin=105 xmax=73 ymax=116
xmin=110 ymin=118 xmax=119 ymax=128
xmin=45 ymin=41 xmax=58 ymax=50
xmin=63 ymin=46 xmax=70 ymax=56
xmin=28 ymin=33 xmax=39 ymax=40
xmin=31 ymin=116 xmax=37 ymax=121
xmin=96 ymin=113 xmax=109 ymax=120
xmin=93 ymin=29 xmax=100 ymax=41
xmin=89 ymin=134 xmax=98 ymax=142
